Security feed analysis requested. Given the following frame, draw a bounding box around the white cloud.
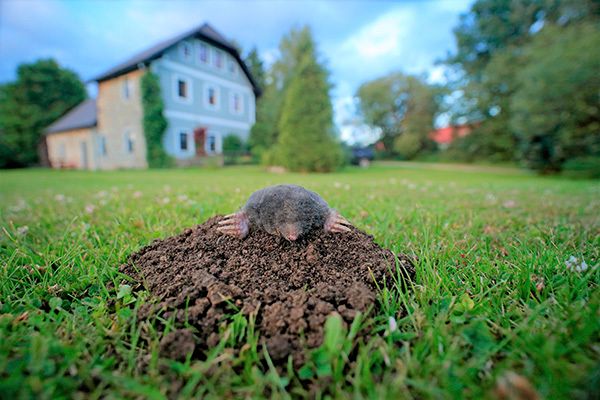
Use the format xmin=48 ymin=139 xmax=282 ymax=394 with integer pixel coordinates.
xmin=340 ymin=9 xmax=412 ymax=60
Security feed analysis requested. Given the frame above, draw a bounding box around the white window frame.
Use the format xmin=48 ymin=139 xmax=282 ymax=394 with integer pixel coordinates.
xmin=121 ymin=78 xmax=133 ymax=100
xmin=179 ymin=42 xmax=192 ymax=61
xmin=229 ymin=91 xmax=244 ymax=115
xmin=228 ymin=59 xmax=237 ymax=75
xmin=203 ymin=84 xmax=220 ymax=110
xmin=205 ymin=131 xmax=221 ymax=154
xmin=176 ymin=128 xmax=192 ymax=153
xmin=198 ymin=42 xmax=210 ymax=64
xmin=172 ymin=74 xmax=193 ymax=104
xmin=58 ymin=143 xmax=66 ymax=160
xmin=99 ymin=135 xmax=107 ymax=156
xmin=213 ymin=49 xmax=224 ymax=69
xmin=123 ymin=129 xmax=134 ymax=154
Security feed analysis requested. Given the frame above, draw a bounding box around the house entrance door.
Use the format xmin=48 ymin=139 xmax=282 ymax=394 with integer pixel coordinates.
xmin=194 ymin=127 xmax=207 ymax=156
xmin=80 ymin=141 xmax=88 ymax=169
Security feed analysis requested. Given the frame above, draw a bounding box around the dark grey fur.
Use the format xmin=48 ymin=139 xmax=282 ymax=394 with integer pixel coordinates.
xmin=243 ymin=184 xmax=331 ymax=238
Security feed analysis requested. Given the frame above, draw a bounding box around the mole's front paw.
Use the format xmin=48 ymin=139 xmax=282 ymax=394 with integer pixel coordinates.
xmin=324 ymin=211 xmax=352 ymax=233
xmin=217 ymin=212 xmax=249 ymax=239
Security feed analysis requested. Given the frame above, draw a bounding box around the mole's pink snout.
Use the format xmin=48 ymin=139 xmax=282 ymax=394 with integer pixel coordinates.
xmin=281 ymin=224 xmax=299 ymax=241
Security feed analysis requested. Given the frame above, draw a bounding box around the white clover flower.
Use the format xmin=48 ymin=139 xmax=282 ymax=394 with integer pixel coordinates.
xmin=9 ymin=199 xmax=27 ymax=213
xmin=566 ymin=256 xmax=591 ymax=272
xmin=388 ymin=316 xmax=398 ymax=332
xmin=160 ymin=197 xmax=170 ymax=205
xmin=85 ymin=204 xmax=96 ymax=214
xmin=177 ymin=194 xmax=189 ymax=202
xmin=503 ymin=200 xmax=517 ymax=208
xmin=54 ymin=194 xmax=65 ymax=202
xmin=133 ymin=191 xmax=143 ymax=199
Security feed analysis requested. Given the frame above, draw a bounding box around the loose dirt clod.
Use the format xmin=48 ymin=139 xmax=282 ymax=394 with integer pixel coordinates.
xmin=120 ymin=216 xmax=414 ymax=364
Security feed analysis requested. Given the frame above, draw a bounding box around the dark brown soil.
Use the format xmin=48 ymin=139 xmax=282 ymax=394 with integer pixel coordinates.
xmin=120 ymin=216 xmax=414 ymax=364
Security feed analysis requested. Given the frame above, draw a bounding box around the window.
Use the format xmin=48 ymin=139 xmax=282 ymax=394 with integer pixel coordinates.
xmin=199 ymin=43 xmax=209 ymax=64
xmin=99 ymin=135 xmax=107 ymax=156
xmin=178 ymin=79 xmax=187 ymax=98
xmin=180 ymin=42 xmax=192 ymax=60
xmin=214 ymin=50 xmax=223 ymax=69
xmin=122 ymin=78 xmax=133 ymax=100
xmin=173 ymin=75 xmax=192 ymax=103
xmin=58 ymin=143 xmax=66 ymax=160
xmin=179 ymin=131 xmax=188 ymax=151
xmin=124 ymin=131 xmax=134 ymax=154
xmin=230 ymin=92 xmax=243 ymax=115
xmin=207 ymin=134 xmax=216 ymax=153
xmin=228 ymin=60 xmax=236 ymax=75
xmin=204 ymin=84 xmax=219 ymax=109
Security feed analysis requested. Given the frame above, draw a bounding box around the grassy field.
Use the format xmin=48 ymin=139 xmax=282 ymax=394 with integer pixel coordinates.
xmin=1 ymin=163 xmax=598 ymax=399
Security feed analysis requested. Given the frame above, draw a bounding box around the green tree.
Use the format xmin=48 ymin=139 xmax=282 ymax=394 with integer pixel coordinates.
xmin=141 ymin=71 xmax=172 ymax=168
xmin=243 ymin=47 xmax=266 ymax=92
xmin=510 ymin=22 xmax=600 ymax=173
xmin=248 ymin=82 xmax=281 ymax=161
xmin=248 ymin=27 xmax=322 ymax=162
xmin=357 ymin=73 xmax=440 ymax=159
xmin=446 ymin=0 xmax=598 ymax=162
xmin=272 ymin=27 xmax=342 ymax=172
xmin=0 ymin=59 xmax=86 ymax=167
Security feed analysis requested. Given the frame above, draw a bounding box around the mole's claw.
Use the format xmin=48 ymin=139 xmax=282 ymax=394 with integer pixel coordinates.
xmin=325 ymin=210 xmax=352 ymax=234
xmin=329 ymin=223 xmax=351 ymax=233
xmin=217 ymin=212 xmax=249 ymax=239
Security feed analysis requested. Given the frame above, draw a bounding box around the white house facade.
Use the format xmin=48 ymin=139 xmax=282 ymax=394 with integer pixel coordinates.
xmin=45 ymin=23 xmax=259 ymax=170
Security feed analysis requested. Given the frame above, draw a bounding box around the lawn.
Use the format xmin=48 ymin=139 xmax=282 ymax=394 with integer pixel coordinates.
xmin=1 ymin=163 xmax=598 ymax=399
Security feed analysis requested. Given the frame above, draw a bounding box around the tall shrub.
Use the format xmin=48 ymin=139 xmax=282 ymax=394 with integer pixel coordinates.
xmin=140 ymin=72 xmax=171 ymax=168
xmin=272 ymin=27 xmax=342 ymax=172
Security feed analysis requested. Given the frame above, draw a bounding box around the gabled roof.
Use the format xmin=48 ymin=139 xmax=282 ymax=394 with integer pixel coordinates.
xmin=91 ymin=23 xmax=261 ymax=96
xmin=45 ymin=99 xmax=97 ymax=134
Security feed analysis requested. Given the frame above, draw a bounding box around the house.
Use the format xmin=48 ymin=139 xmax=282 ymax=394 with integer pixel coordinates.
xmin=45 ymin=23 xmax=260 ymax=170
xmin=429 ymin=124 xmax=472 ymax=150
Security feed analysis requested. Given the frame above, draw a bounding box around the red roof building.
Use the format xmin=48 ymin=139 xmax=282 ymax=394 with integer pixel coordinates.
xmin=430 ymin=125 xmax=472 ymax=149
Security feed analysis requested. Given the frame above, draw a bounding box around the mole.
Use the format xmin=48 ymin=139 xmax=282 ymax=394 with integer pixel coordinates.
xmin=217 ymin=184 xmax=352 ymax=241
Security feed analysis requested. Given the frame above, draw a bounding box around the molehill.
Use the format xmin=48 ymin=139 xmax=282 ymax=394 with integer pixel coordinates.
xmin=120 ymin=216 xmax=415 ymax=364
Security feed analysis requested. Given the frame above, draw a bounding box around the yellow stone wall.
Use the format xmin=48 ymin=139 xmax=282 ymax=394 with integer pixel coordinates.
xmin=47 ymin=128 xmax=95 ymax=169
xmin=96 ymin=69 xmax=148 ymax=169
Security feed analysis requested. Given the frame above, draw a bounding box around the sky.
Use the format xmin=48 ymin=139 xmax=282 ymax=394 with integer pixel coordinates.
xmin=0 ymin=0 xmax=473 ymax=143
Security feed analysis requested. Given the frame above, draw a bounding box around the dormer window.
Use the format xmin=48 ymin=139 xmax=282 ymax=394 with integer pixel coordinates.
xmin=180 ymin=42 xmax=192 ymax=60
xmin=214 ymin=50 xmax=223 ymax=69
xmin=199 ymin=43 xmax=209 ymax=64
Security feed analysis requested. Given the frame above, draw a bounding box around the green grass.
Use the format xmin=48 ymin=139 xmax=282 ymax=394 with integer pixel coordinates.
xmin=1 ymin=163 xmax=598 ymax=399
